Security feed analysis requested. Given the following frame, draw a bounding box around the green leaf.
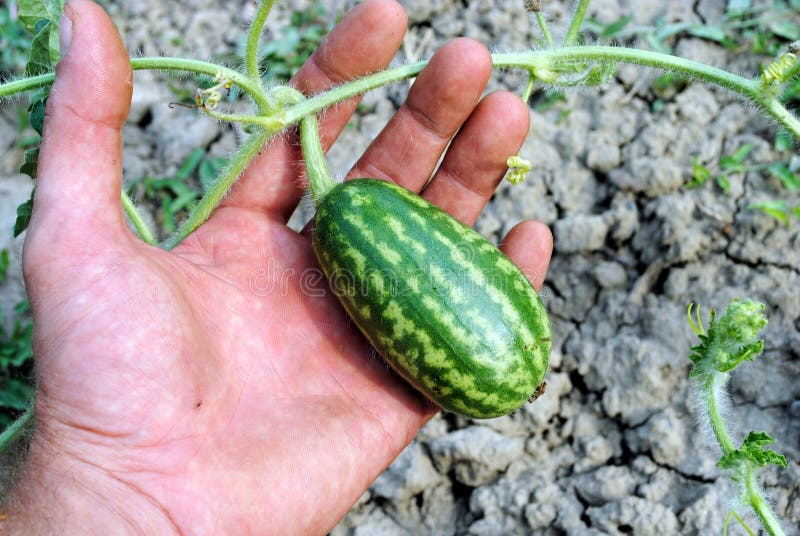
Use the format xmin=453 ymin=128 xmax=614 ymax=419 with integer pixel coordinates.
xmin=13 ymin=190 xmax=34 ymax=238
xmin=731 ymin=431 xmax=788 ymax=468
xmin=199 ymin=157 xmax=228 ymax=193
xmin=688 ymin=24 xmax=727 ymax=43
xmin=19 ymin=0 xmax=62 ymax=75
xmin=716 ymin=174 xmax=731 ymax=193
xmin=767 ymin=162 xmax=800 ymax=192
xmin=774 ymin=129 xmax=793 ymax=152
xmin=28 ymin=97 xmax=47 ymax=136
xmin=0 ymin=378 xmax=33 ymax=411
xmin=174 ymin=148 xmax=206 ymax=181
xmin=20 ymin=146 xmax=39 ymax=179
xmin=748 ymin=200 xmax=792 ymax=226
xmin=584 ymin=15 xmax=633 ymax=39
xmin=25 ymin=20 xmax=53 ymax=76
xmin=769 ymin=21 xmax=800 ymax=41
xmin=686 ymin=156 xmax=712 ymax=188
xmin=0 ymin=250 xmax=9 ymax=285
xmin=726 ymin=0 xmax=751 ymax=13
xmin=688 ymin=299 xmax=768 ymax=375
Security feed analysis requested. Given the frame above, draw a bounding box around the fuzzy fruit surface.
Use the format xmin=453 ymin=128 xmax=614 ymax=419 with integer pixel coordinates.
xmin=312 ymin=179 xmax=551 ymax=419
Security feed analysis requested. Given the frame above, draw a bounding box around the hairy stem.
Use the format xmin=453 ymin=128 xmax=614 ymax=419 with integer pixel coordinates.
xmin=564 ymin=0 xmax=591 ymax=45
xmin=3 ymin=48 xmax=797 ymax=140
xmin=1 ymin=57 xmax=271 ymax=111
xmin=0 ymin=405 xmax=33 ymax=454
xmin=521 ymin=75 xmax=536 ymax=102
xmin=245 ymin=0 xmax=279 ymax=86
xmin=536 ymin=13 xmax=554 ymax=47
xmin=300 ymin=112 xmax=336 ymax=204
xmin=745 ymin=466 xmax=786 ymax=536
xmin=166 ymin=129 xmax=270 ymax=249
xmin=703 ymin=372 xmax=786 ymax=536
xmin=121 ymin=191 xmax=156 ymax=245
xmin=282 ymin=47 xmax=800 ymax=139
xmin=704 ymin=373 xmax=736 ymax=453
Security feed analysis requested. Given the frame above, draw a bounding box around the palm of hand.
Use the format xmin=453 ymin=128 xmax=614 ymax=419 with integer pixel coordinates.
xmin=16 ymin=1 xmax=551 ymax=534
xmin=33 ymin=205 xmax=428 ymax=533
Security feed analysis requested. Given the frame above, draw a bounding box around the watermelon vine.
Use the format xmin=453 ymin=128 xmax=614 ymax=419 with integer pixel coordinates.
xmin=0 ymin=1 xmax=797 ymax=532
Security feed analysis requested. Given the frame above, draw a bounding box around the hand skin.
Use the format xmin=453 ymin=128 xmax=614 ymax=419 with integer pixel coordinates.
xmin=2 ymin=0 xmax=553 ymax=534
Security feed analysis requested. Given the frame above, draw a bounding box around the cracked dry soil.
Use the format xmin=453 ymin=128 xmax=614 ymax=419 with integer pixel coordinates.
xmin=0 ymin=0 xmax=798 ymax=534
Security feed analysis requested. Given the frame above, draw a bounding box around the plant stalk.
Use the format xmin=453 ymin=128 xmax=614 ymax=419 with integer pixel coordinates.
xmin=245 ymin=0 xmax=279 ymax=87
xmin=702 ymin=372 xmax=786 ymax=536
xmin=564 ymin=0 xmax=591 ymax=45
xmin=0 ymin=405 xmax=33 ymax=453
xmin=121 ymin=191 xmax=157 ymax=245
xmin=166 ymin=129 xmax=270 ymax=249
xmin=3 ymin=48 xmax=797 ymax=140
xmin=299 ymin=112 xmax=336 ymax=204
xmin=1 ymin=57 xmax=271 ymax=111
xmin=536 ymin=13 xmax=554 ymax=47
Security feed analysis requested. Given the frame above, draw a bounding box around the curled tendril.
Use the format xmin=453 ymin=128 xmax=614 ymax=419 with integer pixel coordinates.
xmin=687 ymin=302 xmax=705 ymax=336
xmin=761 ymin=51 xmax=798 ymax=85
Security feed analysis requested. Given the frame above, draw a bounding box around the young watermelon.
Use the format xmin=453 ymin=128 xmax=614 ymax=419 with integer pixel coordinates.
xmin=312 ymin=178 xmax=551 ymax=419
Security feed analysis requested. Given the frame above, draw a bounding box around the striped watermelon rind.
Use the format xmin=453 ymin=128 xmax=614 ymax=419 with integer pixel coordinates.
xmin=312 ymin=178 xmax=551 ymax=419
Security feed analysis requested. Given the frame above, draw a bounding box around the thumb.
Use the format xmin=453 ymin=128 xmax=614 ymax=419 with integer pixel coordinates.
xmin=30 ymin=0 xmax=132 ymax=243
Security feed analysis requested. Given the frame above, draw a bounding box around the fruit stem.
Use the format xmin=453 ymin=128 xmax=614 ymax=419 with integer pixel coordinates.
xmin=300 ymin=112 xmax=336 ymax=204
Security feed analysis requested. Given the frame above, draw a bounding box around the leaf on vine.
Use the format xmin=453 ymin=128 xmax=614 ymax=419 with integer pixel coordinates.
xmin=19 ymin=0 xmax=63 ymax=75
xmin=718 ymin=431 xmax=788 ymax=470
xmin=18 ymin=0 xmax=63 ymax=35
xmin=13 ymin=191 xmax=35 ymax=238
xmin=688 ymin=24 xmax=727 ymax=43
xmin=25 ymin=20 xmax=54 ymax=76
xmin=27 ymin=97 xmax=47 ymax=136
xmin=20 ymin=147 xmax=39 ymax=179
xmin=687 ymin=299 xmax=767 ymax=376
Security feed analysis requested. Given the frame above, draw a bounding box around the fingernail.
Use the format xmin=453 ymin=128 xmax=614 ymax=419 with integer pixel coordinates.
xmin=59 ymin=5 xmax=74 ymax=57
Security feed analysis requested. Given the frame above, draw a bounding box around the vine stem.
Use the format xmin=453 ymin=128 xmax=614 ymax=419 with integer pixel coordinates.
xmin=702 ymin=372 xmax=786 ymax=536
xmin=245 ymin=0 xmax=278 ymax=88
xmin=281 ymin=47 xmax=800 ymax=141
xmin=0 ymin=57 xmax=272 ymax=112
xmin=0 ymin=405 xmax=33 ymax=453
xmin=3 ymin=47 xmax=798 ymax=140
xmin=166 ymin=129 xmax=269 ymax=249
xmin=121 ymin=191 xmax=156 ymax=245
xmin=564 ymin=0 xmax=591 ymax=45
xmin=536 ymin=13 xmax=554 ymax=47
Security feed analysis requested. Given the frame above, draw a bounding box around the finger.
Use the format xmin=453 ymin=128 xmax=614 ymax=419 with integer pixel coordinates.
xmin=220 ymin=0 xmax=408 ymax=220
xmin=30 ymin=0 xmax=132 ymax=243
xmin=499 ymin=221 xmax=553 ymax=292
xmin=422 ymin=91 xmax=529 ymax=226
xmin=347 ymin=38 xmax=492 ymax=193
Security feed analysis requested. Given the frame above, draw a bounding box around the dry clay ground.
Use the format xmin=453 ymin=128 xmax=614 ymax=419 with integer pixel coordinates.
xmin=0 ymin=0 xmax=799 ymax=534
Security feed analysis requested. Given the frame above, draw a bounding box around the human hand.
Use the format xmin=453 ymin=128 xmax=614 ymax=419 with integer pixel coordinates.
xmin=5 ymin=0 xmax=552 ymax=534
